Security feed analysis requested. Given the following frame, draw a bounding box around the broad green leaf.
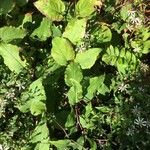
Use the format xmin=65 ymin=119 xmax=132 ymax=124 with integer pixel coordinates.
xmin=120 ymin=4 xmax=131 ymax=21
xmin=0 ymin=26 xmax=26 ymax=43
xmin=91 ymin=25 xmax=112 ymax=43
xmin=31 ymin=17 xmax=52 ymax=41
xmin=75 ymin=0 xmax=97 ymax=17
xmin=86 ymin=75 xmax=106 ymax=100
xmin=49 ymin=140 xmax=71 ymax=149
xmin=0 ymin=43 xmax=26 ymax=73
xmin=65 ymin=62 xmax=83 ymax=87
xmin=79 ymin=116 xmax=94 ymax=129
xmin=30 ymin=100 xmax=46 ymax=116
xmin=75 ymin=48 xmax=101 ymax=69
xmin=87 ymin=139 xmax=97 ymax=150
xmin=19 ymin=78 xmax=46 ymax=116
xmin=30 ymin=123 xmax=49 ymax=143
xmin=143 ymin=40 xmax=150 ymax=54
xmin=63 ymin=18 xmax=87 ymax=44
xmin=67 ymin=79 xmax=82 ymax=105
xmin=98 ymin=83 xmax=109 ymax=95
xmin=0 ymin=0 xmax=14 ymax=14
xmin=29 ymin=78 xmax=46 ymax=116
xmin=34 ymin=140 xmax=50 ymax=150
xmin=65 ymin=109 xmax=76 ymax=128
xmin=51 ymin=37 xmax=75 ymax=66
xmin=51 ymin=24 xmax=62 ymax=37
xmin=34 ymin=0 xmax=65 ymax=21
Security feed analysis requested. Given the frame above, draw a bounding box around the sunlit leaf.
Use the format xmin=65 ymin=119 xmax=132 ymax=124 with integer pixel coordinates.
xmin=65 ymin=62 xmax=83 ymax=87
xmin=75 ymin=48 xmax=101 ymax=69
xmin=19 ymin=78 xmax=46 ymax=116
xmin=67 ymin=79 xmax=82 ymax=105
xmin=31 ymin=17 xmax=52 ymax=41
xmin=0 ymin=26 xmax=26 ymax=43
xmin=35 ymin=141 xmax=50 ymax=150
xmin=63 ymin=18 xmax=87 ymax=44
xmin=86 ymin=75 xmax=107 ymax=100
xmin=75 ymin=0 xmax=97 ymax=17
xmin=34 ymin=0 xmax=65 ymax=21
xmin=143 ymin=40 xmax=150 ymax=54
xmin=91 ymin=25 xmax=112 ymax=43
xmin=0 ymin=43 xmax=26 ymax=73
xmin=30 ymin=123 xmax=49 ymax=143
xmin=51 ymin=37 xmax=75 ymax=66
xmin=49 ymin=140 xmax=71 ymax=149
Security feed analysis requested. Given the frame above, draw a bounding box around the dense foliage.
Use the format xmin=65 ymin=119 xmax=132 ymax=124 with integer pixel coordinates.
xmin=0 ymin=0 xmax=150 ymax=149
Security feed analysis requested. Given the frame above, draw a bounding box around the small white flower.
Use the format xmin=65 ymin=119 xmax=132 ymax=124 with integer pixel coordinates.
xmin=16 ymin=81 xmax=25 ymax=91
xmin=126 ymin=127 xmax=134 ymax=136
xmin=118 ymin=83 xmax=128 ymax=92
xmin=6 ymin=92 xmax=15 ymax=99
xmin=132 ymin=105 xmax=140 ymax=116
xmin=140 ymin=63 xmax=149 ymax=73
xmin=128 ymin=11 xmax=136 ymax=18
xmin=32 ymin=21 xmax=35 ymax=24
xmin=75 ymin=43 xmax=86 ymax=52
xmin=134 ymin=117 xmax=147 ymax=128
xmin=138 ymin=86 xmax=144 ymax=92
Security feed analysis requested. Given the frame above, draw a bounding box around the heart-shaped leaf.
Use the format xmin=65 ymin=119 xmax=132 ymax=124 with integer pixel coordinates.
xmin=51 ymin=37 xmax=75 ymax=66
xmin=63 ymin=18 xmax=87 ymax=44
xmin=75 ymin=48 xmax=101 ymax=69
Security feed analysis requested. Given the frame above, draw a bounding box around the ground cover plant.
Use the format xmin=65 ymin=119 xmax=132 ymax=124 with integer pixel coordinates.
xmin=0 ymin=0 xmax=150 ymax=149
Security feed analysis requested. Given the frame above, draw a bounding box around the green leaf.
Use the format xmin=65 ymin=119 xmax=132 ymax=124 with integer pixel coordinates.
xmin=19 ymin=78 xmax=46 ymax=116
xmin=31 ymin=17 xmax=52 ymax=41
xmin=0 ymin=43 xmax=26 ymax=73
xmin=95 ymin=106 xmax=110 ymax=113
xmin=91 ymin=25 xmax=112 ymax=43
xmin=120 ymin=4 xmax=131 ymax=21
xmin=143 ymin=40 xmax=150 ymax=54
xmin=65 ymin=109 xmax=76 ymax=128
xmin=51 ymin=24 xmax=62 ymax=37
xmin=20 ymin=13 xmax=33 ymax=29
xmin=67 ymin=79 xmax=82 ymax=105
xmin=75 ymin=0 xmax=97 ymax=17
xmin=0 ymin=26 xmax=26 ymax=43
xmin=65 ymin=62 xmax=83 ymax=87
xmin=34 ymin=0 xmax=65 ymax=21
xmin=98 ymin=83 xmax=109 ymax=95
xmin=79 ymin=116 xmax=94 ymax=129
xmin=51 ymin=37 xmax=75 ymax=66
xmin=29 ymin=79 xmax=46 ymax=116
xmin=63 ymin=18 xmax=87 ymax=44
xmin=86 ymin=75 xmax=107 ymax=100
xmin=75 ymin=48 xmax=101 ymax=69
xmin=34 ymin=140 xmax=50 ymax=150
xmin=87 ymin=139 xmax=97 ymax=150
xmin=102 ymin=46 xmax=138 ymax=73
xmin=30 ymin=123 xmax=49 ymax=143
xmin=0 ymin=0 xmax=15 ymax=15
xmin=49 ymin=140 xmax=71 ymax=149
